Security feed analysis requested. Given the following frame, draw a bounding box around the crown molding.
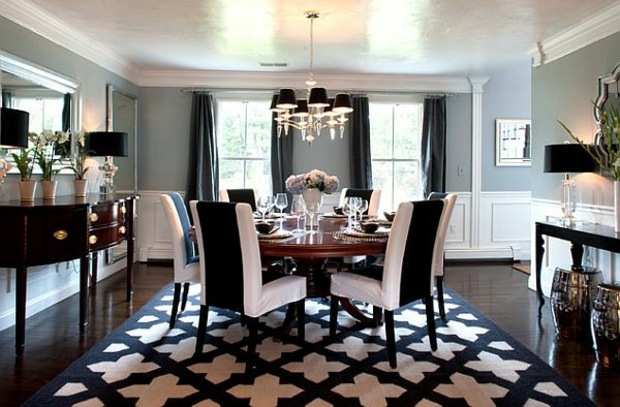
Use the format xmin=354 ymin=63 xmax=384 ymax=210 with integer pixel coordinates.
xmin=530 ymin=2 xmax=620 ymax=66
xmin=0 ymin=0 xmax=140 ymax=82
xmin=138 ymin=69 xmax=474 ymax=93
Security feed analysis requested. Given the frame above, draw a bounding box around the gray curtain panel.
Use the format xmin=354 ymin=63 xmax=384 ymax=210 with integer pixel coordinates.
xmin=186 ymin=92 xmax=218 ymax=203
xmin=270 ymin=94 xmax=294 ymax=196
xmin=62 ymin=93 xmax=71 ymax=131
xmin=349 ymin=95 xmax=372 ymax=188
xmin=421 ymin=97 xmax=446 ymax=197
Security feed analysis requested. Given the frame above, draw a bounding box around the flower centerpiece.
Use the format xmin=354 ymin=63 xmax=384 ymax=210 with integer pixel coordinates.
xmin=286 ymin=169 xmax=339 ymax=232
xmin=285 ymin=169 xmax=340 ymax=195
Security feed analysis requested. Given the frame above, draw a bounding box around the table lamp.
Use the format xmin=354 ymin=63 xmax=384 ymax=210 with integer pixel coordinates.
xmin=87 ymin=131 xmax=128 ymax=195
xmin=0 ymin=107 xmax=30 ymax=197
xmin=544 ymin=143 xmax=598 ymax=226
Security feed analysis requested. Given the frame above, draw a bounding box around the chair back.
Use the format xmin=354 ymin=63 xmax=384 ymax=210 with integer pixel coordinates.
xmin=381 ymin=199 xmax=445 ymax=308
xmin=160 ymin=193 xmax=197 ymax=272
xmin=190 ymin=201 xmax=263 ymax=312
xmin=219 ymin=189 xmax=257 ymax=212
xmin=428 ymin=192 xmax=457 ymax=277
xmin=339 ymin=188 xmax=381 ymax=216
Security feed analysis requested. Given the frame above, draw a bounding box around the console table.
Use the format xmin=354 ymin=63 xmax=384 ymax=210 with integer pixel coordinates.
xmin=0 ymin=193 xmax=138 ymax=355
xmin=535 ymin=221 xmax=620 ymax=317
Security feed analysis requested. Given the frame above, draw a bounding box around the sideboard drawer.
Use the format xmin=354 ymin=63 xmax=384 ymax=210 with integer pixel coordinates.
xmin=27 ymin=207 xmax=89 ymax=266
xmin=89 ymin=223 xmax=127 ymax=251
xmin=89 ymin=202 xmax=125 ymax=226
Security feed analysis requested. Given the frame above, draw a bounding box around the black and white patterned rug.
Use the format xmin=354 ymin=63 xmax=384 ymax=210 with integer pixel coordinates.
xmin=24 ymin=282 xmax=594 ymax=406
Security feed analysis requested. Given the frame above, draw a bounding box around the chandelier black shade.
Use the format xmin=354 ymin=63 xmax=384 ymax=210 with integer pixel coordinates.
xmin=0 ymin=107 xmax=29 ymax=148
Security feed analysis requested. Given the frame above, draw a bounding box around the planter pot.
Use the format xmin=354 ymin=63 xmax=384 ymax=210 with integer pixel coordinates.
xmin=41 ymin=180 xmax=58 ymax=200
xmin=19 ymin=181 xmax=37 ymax=202
xmin=74 ymin=179 xmax=88 ymax=197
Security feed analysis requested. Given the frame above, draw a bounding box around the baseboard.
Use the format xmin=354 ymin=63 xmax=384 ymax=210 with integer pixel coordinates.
xmin=445 ymin=248 xmax=514 ymax=261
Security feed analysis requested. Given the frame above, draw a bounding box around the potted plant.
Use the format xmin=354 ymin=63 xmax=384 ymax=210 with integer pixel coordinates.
xmin=10 ymin=144 xmax=37 ymax=202
xmin=32 ymin=130 xmax=68 ymax=199
xmin=65 ymin=132 xmax=92 ymax=196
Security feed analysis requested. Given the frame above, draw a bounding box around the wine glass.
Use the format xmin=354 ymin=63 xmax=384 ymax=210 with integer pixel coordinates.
xmin=256 ymin=195 xmax=273 ymax=220
xmin=275 ymin=193 xmax=288 ymax=224
xmin=357 ymin=199 xmax=369 ymax=222
xmin=343 ymin=197 xmax=357 ymax=231
xmin=290 ymin=195 xmax=306 ymax=233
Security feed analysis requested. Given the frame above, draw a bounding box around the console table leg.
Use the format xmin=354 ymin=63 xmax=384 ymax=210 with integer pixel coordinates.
xmin=535 ymin=230 xmax=545 ymax=318
xmin=15 ymin=266 xmax=26 ymax=356
xmin=79 ymin=255 xmax=90 ymax=333
xmin=570 ymin=242 xmax=584 ymax=271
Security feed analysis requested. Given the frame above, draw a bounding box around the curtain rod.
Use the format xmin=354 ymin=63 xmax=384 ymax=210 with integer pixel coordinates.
xmin=181 ymin=88 xmax=459 ymax=98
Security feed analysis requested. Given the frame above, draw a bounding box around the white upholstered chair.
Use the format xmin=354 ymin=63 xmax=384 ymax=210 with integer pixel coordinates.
xmin=160 ymin=192 xmax=201 ymax=328
xmin=329 ymin=199 xmax=446 ymax=368
xmin=190 ymin=200 xmax=306 ymax=372
xmin=338 ymin=188 xmax=381 ymax=216
xmin=219 ymin=188 xmax=258 ymax=212
xmin=427 ymin=192 xmax=457 ymax=320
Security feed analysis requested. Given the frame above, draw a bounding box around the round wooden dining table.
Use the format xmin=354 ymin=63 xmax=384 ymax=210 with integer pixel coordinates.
xmin=259 ymin=215 xmax=389 ymax=326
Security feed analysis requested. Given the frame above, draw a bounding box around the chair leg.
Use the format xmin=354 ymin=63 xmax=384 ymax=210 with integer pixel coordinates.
xmin=385 ymin=310 xmax=397 ymax=368
xmin=180 ymin=282 xmax=191 ymax=312
xmin=246 ymin=317 xmax=259 ymax=373
xmin=436 ymin=275 xmax=446 ymax=320
xmin=194 ymin=304 xmax=209 ymax=357
xmin=329 ymin=295 xmax=340 ymax=336
xmin=169 ymin=283 xmax=181 ymax=328
xmin=296 ymin=299 xmax=305 ymax=342
xmin=425 ymin=295 xmax=438 ymax=351
xmin=373 ymin=306 xmax=383 ymax=326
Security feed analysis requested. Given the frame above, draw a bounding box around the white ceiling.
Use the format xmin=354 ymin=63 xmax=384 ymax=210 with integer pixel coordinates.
xmin=3 ymin=0 xmax=620 ymax=83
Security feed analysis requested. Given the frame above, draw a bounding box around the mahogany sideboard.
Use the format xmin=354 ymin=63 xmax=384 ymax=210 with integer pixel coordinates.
xmin=0 ymin=193 xmax=138 ymax=356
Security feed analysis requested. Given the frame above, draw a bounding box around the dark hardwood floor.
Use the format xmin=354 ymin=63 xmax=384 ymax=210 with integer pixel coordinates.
xmin=0 ymin=262 xmax=617 ymax=406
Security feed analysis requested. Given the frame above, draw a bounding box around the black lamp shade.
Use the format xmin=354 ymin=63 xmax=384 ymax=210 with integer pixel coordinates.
xmin=308 ymin=87 xmax=329 ymax=107
xmin=293 ymin=99 xmax=309 ymax=117
xmin=276 ymin=89 xmax=298 ymax=109
xmin=0 ymin=107 xmax=29 ymax=148
xmin=87 ymin=131 xmax=129 ymax=157
xmin=333 ymin=93 xmax=353 ymax=113
xmin=544 ymin=144 xmax=598 ymax=173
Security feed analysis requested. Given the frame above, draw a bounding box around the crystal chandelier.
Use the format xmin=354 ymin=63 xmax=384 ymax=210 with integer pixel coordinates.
xmin=271 ymin=11 xmax=353 ymax=145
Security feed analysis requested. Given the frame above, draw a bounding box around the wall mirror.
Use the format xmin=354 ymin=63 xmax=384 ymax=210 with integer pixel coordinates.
xmin=105 ymin=84 xmax=138 ymax=264
xmin=495 ymin=119 xmax=531 ymax=166
xmin=593 ymin=62 xmax=620 ymax=168
xmin=0 ymin=51 xmax=80 ymax=171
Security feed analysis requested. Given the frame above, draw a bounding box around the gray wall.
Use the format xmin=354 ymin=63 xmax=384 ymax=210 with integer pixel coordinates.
xmin=446 ymin=94 xmax=472 ymax=192
xmin=1 ymin=15 xmax=139 ymax=191
xmin=482 ymin=59 xmax=532 ymax=191
xmin=532 ymin=31 xmax=620 ymax=205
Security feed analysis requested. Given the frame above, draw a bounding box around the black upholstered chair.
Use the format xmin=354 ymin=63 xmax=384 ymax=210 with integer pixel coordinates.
xmin=160 ymin=192 xmax=200 ymax=328
xmin=338 ymin=188 xmax=381 ymax=216
xmin=329 ymin=199 xmax=446 ymax=368
xmin=427 ymin=192 xmax=457 ymax=320
xmin=190 ymin=200 xmax=306 ymax=372
xmin=219 ymin=188 xmax=257 ymax=212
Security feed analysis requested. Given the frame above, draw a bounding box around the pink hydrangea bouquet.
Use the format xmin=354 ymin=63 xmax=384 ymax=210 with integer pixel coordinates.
xmin=285 ymin=169 xmax=339 ymax=194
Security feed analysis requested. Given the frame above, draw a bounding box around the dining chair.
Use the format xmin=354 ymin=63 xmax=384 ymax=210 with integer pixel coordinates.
xmin=219 ymin=188 xmax=257 ymax=212
xmin=190 ymin=200 xmax=306 ymax=372
xmin=329 ymin=199 xmax=446 ymax=368
xmin=335 ymin=188 xmax=382 ymax=270
xmin=160 ymin=192 xmax=201 ymax=328
xmin=427 ymin=192 xmax=457 ymax=320
xmin=338 ymin=188 xmax=381 ymax=216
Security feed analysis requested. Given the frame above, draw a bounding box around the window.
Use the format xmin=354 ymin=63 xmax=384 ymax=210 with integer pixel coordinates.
xmin=370 ymin=101 xmax=424 ymax=213
xmin=217 ymin=97 xmax=273 ymax=194
xmin=12 ymin=96 xmax=64 ymax=134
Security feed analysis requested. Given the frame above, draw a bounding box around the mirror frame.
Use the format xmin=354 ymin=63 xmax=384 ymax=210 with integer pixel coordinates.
xmin=1 ymin=51 xmax=81 ymax=171
xmin=593 ymin=63 xmax=620 ymax=168
xmin=495 ymin=119 xmax=532 ymax=166
xmin=105 ymin=84 xmax=138 ymax=265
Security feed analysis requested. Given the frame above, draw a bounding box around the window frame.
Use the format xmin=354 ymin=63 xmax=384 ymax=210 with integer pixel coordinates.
xmin=369 ymin=94 xmax=425 ymax=213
